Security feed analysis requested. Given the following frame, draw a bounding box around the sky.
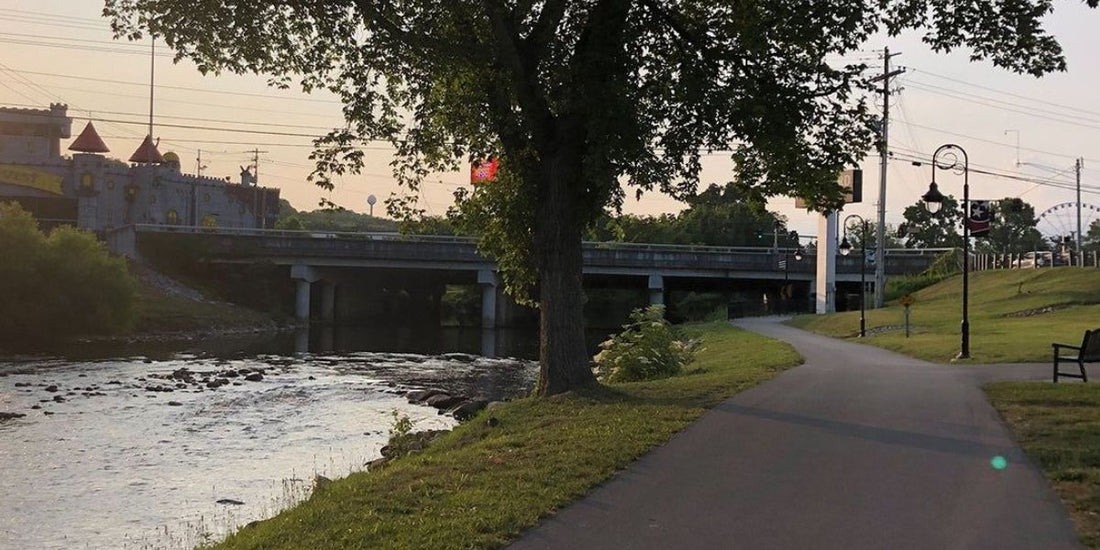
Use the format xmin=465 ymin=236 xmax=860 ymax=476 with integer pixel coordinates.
xmin=2 ymin=1 xmax=1099 ymax=239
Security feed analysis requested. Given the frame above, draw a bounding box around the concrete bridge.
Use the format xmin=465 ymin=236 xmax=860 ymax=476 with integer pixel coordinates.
xmin=109 ymin=224 xmax=941 ymax=327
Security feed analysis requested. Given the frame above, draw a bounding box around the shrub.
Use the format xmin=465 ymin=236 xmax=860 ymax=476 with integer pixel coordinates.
xmin=592 ymin=305 xmax=701 ymax=383
xmin=885 ymin=250 xmax=960 ymax=301
xmin=0 ymin=202 xmax=135 ymax=344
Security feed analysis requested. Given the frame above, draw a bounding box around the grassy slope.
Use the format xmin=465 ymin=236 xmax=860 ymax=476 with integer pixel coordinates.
xmin=788 ymin=268 xmax=1100 ymax=363
xmin=985 ymin=383 xmax=1100 ymax=549
xmin=211 ymin=323 xmax=802 ymax=550
xmin=132 ymin=281 xmax=278 ymax=336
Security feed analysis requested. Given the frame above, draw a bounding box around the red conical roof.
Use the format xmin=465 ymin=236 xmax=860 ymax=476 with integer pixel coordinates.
xmin=129 ymin=134 xmax=165 ymax=164
xmin=69 ymin=122 xmax=110 ymax=153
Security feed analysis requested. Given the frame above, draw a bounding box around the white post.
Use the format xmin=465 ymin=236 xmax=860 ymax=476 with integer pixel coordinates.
xmin=816 ymin=211 xmax=838 ymax=314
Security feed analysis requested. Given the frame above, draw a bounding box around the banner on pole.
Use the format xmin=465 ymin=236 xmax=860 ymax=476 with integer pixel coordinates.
xmin=968 ymin=200 xmax=991 ymax=237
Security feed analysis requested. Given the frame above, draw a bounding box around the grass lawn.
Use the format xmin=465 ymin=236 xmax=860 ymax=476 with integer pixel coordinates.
xmin=208 ymin=322 xmax=802 ymax=550
xmin=788 ymin=268 xmax=1100 ymax=363
xmin=985 ymin=382 xmax=1100 ymax=549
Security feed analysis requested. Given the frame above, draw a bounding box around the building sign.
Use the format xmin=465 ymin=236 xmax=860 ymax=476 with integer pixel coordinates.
xmin=0 ymin=164 xmax=64 ymax=195
xmin=794 ymin=169 xmax=862 ymax=209
xmin=470 ymin=158 xmax=499 ymax=184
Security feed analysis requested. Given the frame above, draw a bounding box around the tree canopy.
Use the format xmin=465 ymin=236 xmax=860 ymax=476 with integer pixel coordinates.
xmin=106 ymin=0 xmax=1097 ymax=394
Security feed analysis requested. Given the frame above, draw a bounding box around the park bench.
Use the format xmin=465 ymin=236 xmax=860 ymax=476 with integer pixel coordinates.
xmin=1051 ymin=328 xmax=1099 ymax=383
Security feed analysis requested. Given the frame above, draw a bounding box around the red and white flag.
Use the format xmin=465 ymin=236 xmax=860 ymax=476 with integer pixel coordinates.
xmin=470 ymin=158 xmax=499 ymax=185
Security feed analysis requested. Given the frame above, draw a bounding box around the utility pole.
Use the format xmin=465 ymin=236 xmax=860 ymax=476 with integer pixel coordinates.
xmin=871 ymin=47 xmax=905 ymax=308
xmin=251 ymin=148 xmax=268 ymax=186
xmin=1077 ymin=158 xmax=1083 ymax=266
xmin=149 ymin=35 xmax=155 ymax=138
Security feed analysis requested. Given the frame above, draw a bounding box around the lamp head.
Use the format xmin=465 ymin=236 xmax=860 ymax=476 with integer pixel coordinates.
xmin=922 ymin=182 xmax=945 ymax=214
xmin=794 ymin=246 xmax=804 ymax=262
xmin=839 ymin=237 xmax=852 ymax=256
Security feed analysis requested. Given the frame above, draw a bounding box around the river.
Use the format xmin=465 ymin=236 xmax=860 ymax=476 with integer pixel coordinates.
xmin=0 ymin=326 xmax=550 ymax=549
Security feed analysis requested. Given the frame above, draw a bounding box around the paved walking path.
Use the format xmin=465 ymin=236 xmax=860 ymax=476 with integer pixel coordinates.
xmin=509 ymin=317 xmax=1081 ymax=550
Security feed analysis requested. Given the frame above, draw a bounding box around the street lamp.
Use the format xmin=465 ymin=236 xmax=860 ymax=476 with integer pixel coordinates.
xmin=839 ymin=214 xmax=868 ymax=337
xmin=922 ymin=143 xmax=970 ymax=359
xmin=781 ymin=245 xmax=806 ymax=314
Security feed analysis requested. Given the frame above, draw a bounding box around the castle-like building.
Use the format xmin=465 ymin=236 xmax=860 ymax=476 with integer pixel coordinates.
xmin=0 ymin=103 xmax=280 ymax=232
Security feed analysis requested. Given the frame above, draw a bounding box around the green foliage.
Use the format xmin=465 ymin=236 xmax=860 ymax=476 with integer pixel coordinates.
xmin=902 ymin=195 xmax=964 ymax=249
xmin=1084 ymin=219 xmax=1100 ymax=252
xmin=383 ymin=410 xmax=418 ymax=457
xmin=274 ymin=215 xmax=305 ymax=231
xmin=593 ymin=305 xmax=700 ymax=383
xmin=275 ymin=207 xmax=398 ymax=233
xmin=0 ymin=202 xmax=135 ymax=343
xmin=973 ymin=197 xmax=1045 ymax=254
xmin=884 ymin=250 xmax=960 ymax=301
xmin=587 ymin=184 xmax=799 ymax=247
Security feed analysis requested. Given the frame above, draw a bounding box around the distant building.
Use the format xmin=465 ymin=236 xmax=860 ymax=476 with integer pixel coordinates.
xmin=0 ymin=103 xmax=280 ymax=232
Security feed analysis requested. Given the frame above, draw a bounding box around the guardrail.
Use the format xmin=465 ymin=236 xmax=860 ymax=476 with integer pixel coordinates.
xmin=124 ymin=224 xmax=953 ymax=260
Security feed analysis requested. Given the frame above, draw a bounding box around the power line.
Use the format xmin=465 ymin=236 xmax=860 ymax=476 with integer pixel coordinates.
xmin=904 ymin=80 xmax=1100 ymax=132
xmin=894 ymin=120 xmax=1100 ymax=164
xmin=0 ymin=101 xmax=338 ymax=132
xmin=4 ymin=68 xmax=341 ymax=105
xmin=889 ymin=149 xmax=1100 ymax=195
xmin=909 ymin=67 xmax=1100 ymax=119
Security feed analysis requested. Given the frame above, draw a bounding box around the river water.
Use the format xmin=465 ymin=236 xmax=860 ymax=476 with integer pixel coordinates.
xmin=0 ymin=327 xmax=543 ymax=549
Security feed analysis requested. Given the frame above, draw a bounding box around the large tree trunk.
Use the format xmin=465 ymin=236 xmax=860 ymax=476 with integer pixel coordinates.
xmin=534 ymin=147 xmax=596 ymax=396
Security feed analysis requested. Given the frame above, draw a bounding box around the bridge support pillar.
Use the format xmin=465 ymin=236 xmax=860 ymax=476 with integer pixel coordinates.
xmin=320 ymin=282 xmax=337 ymax=323
xmin=295 ymin=280 xmax=312 ymax=322
xmin=478 ymin=269 xmax=498 ymax=329
xmin=291 ymin=264 xmax=323 ymax=323
xmin=647 ymin=274 xmax=665 ymax=308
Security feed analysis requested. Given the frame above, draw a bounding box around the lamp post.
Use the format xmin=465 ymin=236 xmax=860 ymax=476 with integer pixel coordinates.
xmin=781 ymin=245 xmax=806 ymax=314
xmin=839 ymin=215 xmax=868 ymax=337
xmin=922 ymin=143 xmax=970 ymax=359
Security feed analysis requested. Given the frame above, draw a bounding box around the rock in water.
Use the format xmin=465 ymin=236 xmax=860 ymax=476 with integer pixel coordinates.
xmin=216 ymin=498 xmax=244 ymax=506
xmin=0 ymin=412 xmax=27 ymax=421
xmin=426 ymin=394 xmax=465 ymax=410
xmin=450 ymin=399 xmax=490 ymax=421
xmin=244 ymin=373 xmax=264 ymax=382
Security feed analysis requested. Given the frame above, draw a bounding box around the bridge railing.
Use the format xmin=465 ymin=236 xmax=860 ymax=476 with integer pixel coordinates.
xmin=127 ymin=224 xmax=943 ymax=275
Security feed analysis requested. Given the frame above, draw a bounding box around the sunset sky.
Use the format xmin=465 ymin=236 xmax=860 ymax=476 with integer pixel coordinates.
xmin=2 ymin=1 xmax=1099 ymax=238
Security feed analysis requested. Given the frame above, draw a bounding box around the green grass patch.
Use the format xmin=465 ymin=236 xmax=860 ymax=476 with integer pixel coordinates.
xmin=208 ymin=323 xmax=801 ymax=550
xmin=788 ymin=268 xmax=1100 ymax=363
xmin=985 ymin=382 xmax=1100 ymax=549
xmin=132 ymin=283 xmax=277 ymax=335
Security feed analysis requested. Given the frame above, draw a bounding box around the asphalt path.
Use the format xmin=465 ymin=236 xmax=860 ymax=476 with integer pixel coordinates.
xmin=508 ymin=317 xmax=1081 ymax=550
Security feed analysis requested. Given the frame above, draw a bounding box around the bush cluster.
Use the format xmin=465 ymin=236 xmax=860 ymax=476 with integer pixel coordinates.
xmin=0 ymin=202 xmax=135 ymax=344
xmin=593 ymin=305 xmax=701 ymax=383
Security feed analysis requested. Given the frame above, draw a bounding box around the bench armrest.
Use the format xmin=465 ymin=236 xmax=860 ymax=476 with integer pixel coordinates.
xmin=1052 ymin=343 xmax=1082 ymax=351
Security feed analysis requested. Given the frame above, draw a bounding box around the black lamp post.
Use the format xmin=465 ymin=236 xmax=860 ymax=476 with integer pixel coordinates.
xmin=922 ymin=143 xmax=970 ymax=359
xmin=780 ymin=245 xmax=806 ymax=313
xmin=839 ymin=215 xmax=868 ymax=337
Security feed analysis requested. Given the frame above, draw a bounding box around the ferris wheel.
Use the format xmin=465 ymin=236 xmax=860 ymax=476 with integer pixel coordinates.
xmin=1036 ymin=202 xmax=1100 ymax=241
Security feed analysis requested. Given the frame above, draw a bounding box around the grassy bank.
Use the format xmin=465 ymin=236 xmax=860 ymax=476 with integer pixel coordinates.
xmin=124 ymin=264 xmax=289 ymax=339
xmin=209 ymin=322 xmax=801 ymax=550
xmin=788 ymin=268 xmax=1100 ymax=363
xmin=985 ymin=382 xmax=1100 ymax=548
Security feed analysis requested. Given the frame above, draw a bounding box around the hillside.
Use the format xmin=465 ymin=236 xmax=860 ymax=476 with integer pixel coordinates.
xmin=788 ymin=268 xmax=1100 ymax=363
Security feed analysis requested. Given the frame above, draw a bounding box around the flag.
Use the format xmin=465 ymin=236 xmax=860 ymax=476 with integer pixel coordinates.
xmin=470 ymin=158 xmax=499 ymax=184
xmin=967 ymin=200 xmax=991 ymax=237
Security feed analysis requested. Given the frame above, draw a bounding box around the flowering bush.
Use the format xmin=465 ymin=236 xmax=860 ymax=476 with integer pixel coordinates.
xmin=593 ymin=305 xmax=701 ymax=383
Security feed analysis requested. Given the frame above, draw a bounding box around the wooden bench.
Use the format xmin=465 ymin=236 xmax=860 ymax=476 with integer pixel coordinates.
xmin=1052 ymin=328 xmax=1100 ymax=382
